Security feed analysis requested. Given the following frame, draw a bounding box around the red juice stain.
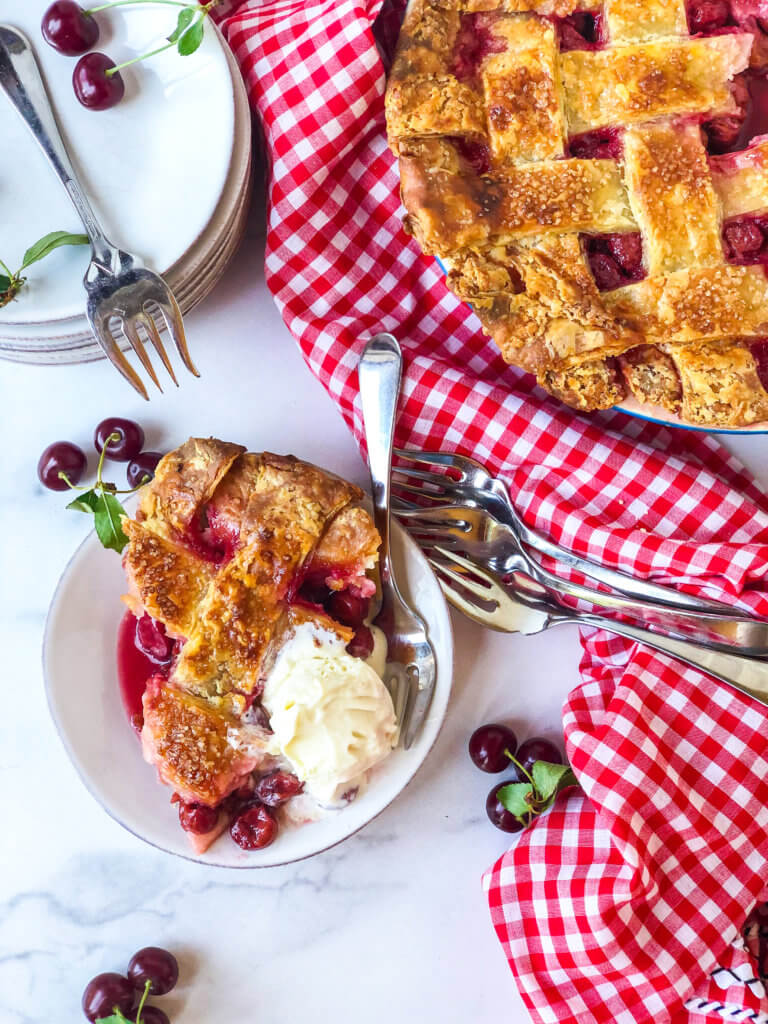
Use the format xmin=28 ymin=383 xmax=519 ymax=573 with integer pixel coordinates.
xmin=117 ymin=611 xmax=175 ymax=733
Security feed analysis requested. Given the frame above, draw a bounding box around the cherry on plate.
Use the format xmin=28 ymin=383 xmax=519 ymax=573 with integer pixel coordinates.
xmin=127 ymin=451 xmax=163 ymax=488
xmin=516 ymin=736 xmax=563 ymax=774
xmin=135 ymin=1008 xmax=170 ymax=1024
xmin=82 ymin=972 xmax=136 ymax=1022
xmin=346 ymin=625 xmax=374 ymax=659
xmin=73 ymin=53 xmax=125 ymax=111
xmin=327 ymin=590 xmax=370 ymax=628
xmin=468 ymin=723 xmax=517 ymax=773
xmin=486 ymin=782 xmax=526 ymax=834
xmin=41 ymin=1 xmax=99 ymax=56
xmin=255 ymin=771 xmax=304 ymax=807
xmin=37 ymin=440 xmax=87 ymax=491
xmin=178 ymin=801 xmax=219 ymax=835
xmin=230 ymin=804 xmax=278 ymax=850
xmin=94 ymin=417 xmax=145 ymax=461
xmin=127 ymin=946 xmax=178 ymax=996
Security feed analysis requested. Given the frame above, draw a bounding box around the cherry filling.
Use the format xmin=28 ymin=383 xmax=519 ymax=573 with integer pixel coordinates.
xmin=566 ymin=127 xmax=623 ymax=160
xmin=117 ymin=612 xmax=179 ymax=732
xmin=449 ymin=12 xmax=504 ymax=83
xmin=182 ymin=504 xmax=239 ymax=565
xmin=687 ymin=0 xmax=734 ymax=34
xmin=584 ymin=233 xmax=646 ymax=291
xmin=750 ymin=338 xmax=768 ymax=391
xmin=553 ymin=12 xmax=605 ymax=52
xmin=723 ymin=213 xmax=768 ymax=263
xmin=449 ymin=135 xmax=491 ymax=176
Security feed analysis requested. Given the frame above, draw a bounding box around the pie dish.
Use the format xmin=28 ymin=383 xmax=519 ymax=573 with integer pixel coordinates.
xmin=117 ymin=438 xmax=401 ymax=855
xmin=386 ymin=0 xmax=768 ymax=428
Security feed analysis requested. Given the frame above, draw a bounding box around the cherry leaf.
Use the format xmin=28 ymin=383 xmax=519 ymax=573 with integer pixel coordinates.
xmin=0 ymin=273 xmax=10 ymax=293
xmin=66 ymin=489 xmax=100 ymax=514
xmin=93 ymin=491 xmax=129 ymax=553
xmin=531 ymin=761 xmax=578 ymax=802
xmin=496 ymin=782 xmax=533 ymax=820
xmin=20 ymin=230 xmax=88 ymax=270
xmin=177 ymin=14 xmax=205 ymax=56
xmin=167 ymin=6 xmax=195 ymax=42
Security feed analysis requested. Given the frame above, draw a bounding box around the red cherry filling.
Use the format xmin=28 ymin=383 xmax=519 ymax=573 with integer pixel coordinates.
xmin=566 ymin=127 xmax=623 ymax=160
xmin=230 ymin=803 xmax=278 ymax=850
xmin=135 ymin=614 xmax=175 ymax=664
xmin=450 ymin=12 xmax=505 ymax=82
xmin=704 ymin=71 xmax=768 ymax=155
xmin=178 ymin=801 xmax=220 ymax=835
xmin=584 ymin=233 xmax=646 ymax=291
xmin=449 ymin=135 xmax=491 ymax=175
xmin=255 ymin=771 xmax=305 ymax=807
xmin=182 ymin=505 xmax=239 ymax=564
xmin=554 ymin=12 xmax=605 ymax=52
xmin=328 ymin=590 xmax=370 ymax=628
xmin=347 ymin=625 xmax=374 ymax=659
xmin=750 ymin=338 xmax=768 ymax=392
xmin=687 ymin=0 xmax=732 ymax=34
xmin=723 ymin=214 xmax=768 ymax=263
xmin=117 ymin=612 xmax=178 ymax=733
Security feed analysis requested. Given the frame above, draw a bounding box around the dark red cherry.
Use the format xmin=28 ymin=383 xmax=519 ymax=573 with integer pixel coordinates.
xmin=567 ymin=128 xmax=623 ymax=160
xmin=486 ymin=782 xmax=526 ymax=833
xmin=82 ymin=973 xmax=136 ymax=1022
xmin=94 ymin=417 xmax=145 ymax=461
xmin=468 ymin=724 xmax=517 ymax=773
xmin=127 ymin=451 xmax=162 ymax=488
xmin=42 ymin=1 xmax=99 ymax=55
xmin=346 ymin=625 xmax=374 ymax=659
xmin=73 ymin=52 xmax=125 ymax=110
xmin=135 ymin=615 xmax=174 ymax=665
xmin=703 ymin=114 xmax=743 ymax=154
xmin=255 ymin=771 xmax=305 ymax=807
xmin=452 ymin=136 xmax=491 ymax=175
xmin=517 ymin=736 xmax=563 ymax=774
xmin=178 ymin=801 xmax=219 ymax=835
xmin=230 ymin=804 xmax=278 ymax=850
xmin=687 ymin=0 xmax=731 ymax=34
xmin=133 ymin=1008 xmax=170 ymax=1024
xmin=127 ymin=947 xmax=178 ymax=996
xmin=327 ymin=590 xmax=370 ymax=628
xmin=37 ymin=440 xmax=87 ymax=490
xmin=588 ymin=251 xmax=624 ymax=291
xmin=607 ymin=233 xmax=644 ymax=277
xmin=724 ymin=219 xmax=766 ymax=260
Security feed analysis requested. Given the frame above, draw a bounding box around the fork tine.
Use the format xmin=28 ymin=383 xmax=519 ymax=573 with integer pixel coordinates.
xmin=391 ymin=480 xmax=454 ymax=503
xmin=431 ymin=546 xmax=513 ymax=605
xmin=153 ymin=295 xmax=199 ymax=377
xmin=394 ymin=447 xmax=480 ymax=478
xmin=392 ymin=465 xmax=454 ymax=489
xmin=121 ymin=318 xmax=162 ymax=393
xmin=90 ymin=316 xmax=149 ymax=401
xmin=138 ymin=309 xmax=178 ymax=386
xmin=429 ymin=559 xmax=500 ymax=623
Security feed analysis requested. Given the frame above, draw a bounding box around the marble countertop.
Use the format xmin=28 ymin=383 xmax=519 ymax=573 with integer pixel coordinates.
xmin=3 ymin=196 xmax=767 ymax=1024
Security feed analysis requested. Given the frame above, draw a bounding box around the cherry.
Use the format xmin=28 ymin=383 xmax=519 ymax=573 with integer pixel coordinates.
xmin=450 ymin=12 xmax=504 ymax=82
xmin=82 ymin=972 xmax=136 ymax=1022
xmin=516 ymin=736 xmax=563 ymax=774
xmin=724 ymin=219 xmax=766 ymax=260
xmin=452 ymin=136 xmax=491 ymax=176
xmin=750 ymin=339 xmax=768 ymax=391
xmin=127 ymin=947 xmax=178 ymax=996
xmin=178 ymin=801 xmax=219 ymax=835
xmin=567 ymin=127 xmax=622 ymax=161
xmin=703 ymin=115 xmax=743 ymax=154
xmin=135 ymin=615 xmax=175 ymax=665
xmin=607 ymin=234 xmax=644 ymax=277
xmin=468 ymin=723 xmax=517 ymax=773
xmin=486 ymin=782 xmax=526 ymax=833
xmin=328 ymin=590 xmax=370 ymax=628
xmin=255 ymin=771 xmax=304 ymax=807
xmin=230 ymin=804 xmax=278 ymax=850
xmin=346 ymin=625 xmax=374 ymax=659
xmin=41 ymin=1 xmax=99 ymax=56
xmin=73 ymin=53 xmax=125 ymax=111
xmin=94 ymin=417 xmax=145 ymax=461
xmin=687 ymin=0 xmax=731 ymax=33
xmin=557 ymin=13 xmax=603 ymax=51
xmin=37 ymin=440 xmax=87 ymax=490
xmin=588 ymin=251 xmax=624 ymax=291
xmin=134 ymin=1008 xmax=170 ymax=1024
xmin=127 ymin=451 xmax=163 ymax=488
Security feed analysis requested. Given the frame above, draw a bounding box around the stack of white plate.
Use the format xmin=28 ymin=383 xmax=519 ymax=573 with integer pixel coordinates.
xmin=0 ymin=2 xmax=252 ymax=364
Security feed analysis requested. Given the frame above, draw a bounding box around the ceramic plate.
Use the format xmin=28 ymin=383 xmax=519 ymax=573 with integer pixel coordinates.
xmin=43 ymin=508 xmax=454 ymax=867
xmin=0 ymin=1 xmax=236 ymax=326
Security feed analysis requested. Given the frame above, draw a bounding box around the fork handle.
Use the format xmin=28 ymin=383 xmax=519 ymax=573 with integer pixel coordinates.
xmin=359 ymin=333 xmax=402 ymax=585
xmin=0 ymin=26 xmax=114 ymax=266
xmin=577 ymin=611 xmax=768 ymax=708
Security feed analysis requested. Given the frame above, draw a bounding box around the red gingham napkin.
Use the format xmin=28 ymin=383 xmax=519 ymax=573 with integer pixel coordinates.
xmin=216 ymin=1 xmax=768 ymax=1020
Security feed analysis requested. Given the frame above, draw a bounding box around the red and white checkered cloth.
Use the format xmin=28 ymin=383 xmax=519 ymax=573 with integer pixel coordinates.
xmin=216 ymin=1 xmax=768 ymax=1020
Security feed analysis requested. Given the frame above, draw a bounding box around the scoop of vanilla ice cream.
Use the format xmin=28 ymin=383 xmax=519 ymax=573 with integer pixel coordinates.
xmin=262 ymin=623 xmax=396 ymax=804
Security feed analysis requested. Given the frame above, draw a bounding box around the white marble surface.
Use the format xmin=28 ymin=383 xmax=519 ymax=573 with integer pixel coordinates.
xmin=2 ymin=192 xmax=768 ymax=1024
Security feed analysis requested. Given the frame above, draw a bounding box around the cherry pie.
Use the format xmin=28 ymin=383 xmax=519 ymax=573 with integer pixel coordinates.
xmin=119 ymin=438 xmax=386 ymax=853
xmin=386 ymin=0 xmax=768 ymax=427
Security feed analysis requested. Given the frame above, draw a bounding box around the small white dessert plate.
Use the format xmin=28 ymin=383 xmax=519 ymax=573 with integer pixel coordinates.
xmin=43 ymin=511 xmax=454 ymax=867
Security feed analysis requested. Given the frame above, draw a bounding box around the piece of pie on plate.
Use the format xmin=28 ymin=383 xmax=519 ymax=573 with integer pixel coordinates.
xmin=118 ymin=438 xmax=397 ymax=854
xmin=385 ymin=0 xmax=768 ymax=427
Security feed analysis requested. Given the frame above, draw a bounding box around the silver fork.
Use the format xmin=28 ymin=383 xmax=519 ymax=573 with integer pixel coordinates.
xmin=359 ymin=333 xmax=436 ymax=750
xmin=392 ymin=447 xmax=735 ymax=615
xmin=0 ymin=27 xmax=198 ymax=400
xmin=396 ymin=502 xmax=768 ymax=654
xmin=428 ymin=548 xmax=768 ymax=709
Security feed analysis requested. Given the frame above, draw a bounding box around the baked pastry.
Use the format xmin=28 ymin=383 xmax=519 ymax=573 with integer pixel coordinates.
xmin=385 ymin=0 xmax=768 ymax=427
xmin=119 ymin=438 xmax=397 ymax=854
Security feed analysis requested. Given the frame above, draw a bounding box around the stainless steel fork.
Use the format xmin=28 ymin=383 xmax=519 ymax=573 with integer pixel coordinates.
xmin=396 ymin=501 xmax=768 ymax=654
xmin=428 ymin=548 xmax=768 ymax=710
xmin=392 ymin=447 xmax=735 ymax=615
xmin=0 ymin=26 xmax=198 ymax=399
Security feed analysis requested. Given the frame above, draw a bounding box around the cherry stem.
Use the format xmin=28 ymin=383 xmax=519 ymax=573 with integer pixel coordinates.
xmin=106 ymin=39 xmax=177 ymax=75
xmin=505 ymin=749 xmax=536 ymax=788
xmin=134 ymin=979 xmax=151 ymax=1023
xmin=88 ymin=0 xmax=196 ymax=13
xmin=95 ymin=431 xmax=119 ymax=487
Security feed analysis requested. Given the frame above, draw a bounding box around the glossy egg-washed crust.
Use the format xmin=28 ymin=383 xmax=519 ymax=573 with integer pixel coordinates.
xmin=122 ymin=437 xmax=380 ymax=806
xmin=385 ymin=0 xmax=768 ymax=426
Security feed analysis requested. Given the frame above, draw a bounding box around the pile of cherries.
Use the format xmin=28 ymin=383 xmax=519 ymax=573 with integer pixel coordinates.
xmin=82 ymin=946 xmax=177 ymax=1023
xmin=469 ymin=723 xmax=564 ymax=833
xmin=37 ymin=416 xmax=162 ymax=491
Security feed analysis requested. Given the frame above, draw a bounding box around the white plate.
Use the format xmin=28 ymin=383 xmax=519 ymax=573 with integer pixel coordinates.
xmin=0 ymin=1 xmax=236 ymax=326
xmin=43 ymin=514 xmax=454 ymax=867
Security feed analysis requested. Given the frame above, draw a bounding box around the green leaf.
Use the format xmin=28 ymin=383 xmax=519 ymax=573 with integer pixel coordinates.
xmin=20 ymin=230 xmax=89 ymax=271
xmin=167 ymin=6 xmax=196 ymax=42
xmin=0 ymin=274 xmax=10 ymax=293
xmin=531 ymin=761 xmax=578 ymax=802
xmin=496 ymin=782 xmax=533 ymax=820
xmin=66 ymin=489 xmax=100 ymax=514
xmin=177 ymin=14 xmax=205 ymax=55
xmin=93 ymin=491 xmax=129 ymax=553
xmin=95 ymin=1012 xmax=132 ymax=1024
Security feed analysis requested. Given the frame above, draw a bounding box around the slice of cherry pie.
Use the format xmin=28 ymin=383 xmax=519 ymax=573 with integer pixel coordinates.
xmin=119 ymin=438 xmax=397 ymax=854
xmin=386 ymin=0 xmax=768 ymax=427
